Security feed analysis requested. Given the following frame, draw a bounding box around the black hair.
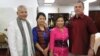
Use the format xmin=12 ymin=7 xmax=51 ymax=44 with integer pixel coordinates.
xmin=36 ymin=12 xmax=46 ymax=21
xmin=77 ymin=1 xmax=84 ymax=9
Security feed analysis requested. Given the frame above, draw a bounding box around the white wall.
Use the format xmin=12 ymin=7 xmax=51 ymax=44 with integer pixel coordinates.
xmin=0 ymin=0 xmax=38 ymax=8
xmin=84 ymin=1 xmax=89 ymax=15
xmin=38 ymin=3 xmax=90 ymax=15
xmin=89 ymin=6 xmax=100 ymax=10
xmin=59 ymin=6 xmax=74 ymax=13
xmin=38 ymin=6 xmax=58 ymax=23
xmin=39 ymin=5 xmax=74 ymax=14
xmin=0 ymin=8 xmax=16 ymax=33
xmin=38 ymin=5 xmax=89 ymax=20
xmin=38 ymin=5 xmax=75 ymax=24
xmin=38 ymin=5 xmax=74 ymax=22
xmin=0 ymin=0 xmax=38 ymax=33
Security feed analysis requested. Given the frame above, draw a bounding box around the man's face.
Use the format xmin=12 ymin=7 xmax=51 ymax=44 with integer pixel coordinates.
xmin=74 ymin=3 xmax=84 ymax=15
xmin=17 ymin=8 xmax=27 ymax=20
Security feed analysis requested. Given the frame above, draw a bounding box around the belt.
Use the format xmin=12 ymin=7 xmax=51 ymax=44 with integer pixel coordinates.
xmin=54 ymin=40 xmax=68 ymax=47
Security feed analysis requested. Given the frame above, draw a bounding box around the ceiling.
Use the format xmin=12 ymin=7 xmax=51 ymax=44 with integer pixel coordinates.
xmin=38 ymin=0 xmax=86 ymax=6
xmin=38 ymin=0 xmax=100 ymax=6
xmin=0 ymin=0 xmax=38 ymax=8
xmin=54 ymin=0 xmax=84 ymax=6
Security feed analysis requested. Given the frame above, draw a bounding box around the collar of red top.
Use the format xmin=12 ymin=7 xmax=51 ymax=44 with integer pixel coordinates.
xmin=73 ymin=13 xmax=84 ymax=19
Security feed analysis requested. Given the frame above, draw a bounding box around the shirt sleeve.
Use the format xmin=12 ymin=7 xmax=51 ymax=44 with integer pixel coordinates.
xmin=32 ymin=27 xmax=38 ymax=44
xmin=49 ymin=29 xmax=55 ymax=51
xmin=87 ymin=17 xmax=97 ymax=34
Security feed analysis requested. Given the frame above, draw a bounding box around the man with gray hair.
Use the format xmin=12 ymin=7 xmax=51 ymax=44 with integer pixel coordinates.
xmin=7 ymin=5 xmax=35 ymax=56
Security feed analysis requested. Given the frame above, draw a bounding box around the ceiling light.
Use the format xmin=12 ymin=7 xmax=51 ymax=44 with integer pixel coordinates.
xmin=86 ymin=0 xmax=97 ymax=3
xmin=44 ymin=0 xmax=55 ymax=3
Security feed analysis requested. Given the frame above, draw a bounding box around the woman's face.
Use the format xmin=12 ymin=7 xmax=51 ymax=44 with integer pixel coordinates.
xmin=56 ymin=17 xmax=64 ymax=28
xmin=37 ymin=15 xmax=46 ymax=26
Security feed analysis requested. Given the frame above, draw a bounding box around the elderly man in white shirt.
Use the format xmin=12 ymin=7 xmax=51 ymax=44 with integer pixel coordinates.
xmin=7 ymin=5 xmax=35 ymax=56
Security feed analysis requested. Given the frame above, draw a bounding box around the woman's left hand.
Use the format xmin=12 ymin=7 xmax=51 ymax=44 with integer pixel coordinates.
xmin=43 ymin=48 xmax=48 ymax=56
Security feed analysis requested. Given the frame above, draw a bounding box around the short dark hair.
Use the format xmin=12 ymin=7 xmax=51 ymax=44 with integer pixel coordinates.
xmin=77 ymin=1 xmax=84 ymax=8
xmin=36 ymin=12 xmax=46 ymax=21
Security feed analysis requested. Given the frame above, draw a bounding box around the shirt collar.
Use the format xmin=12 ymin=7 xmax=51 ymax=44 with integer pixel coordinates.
xmin=74 ymin=13 xmax=84 ymax=19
